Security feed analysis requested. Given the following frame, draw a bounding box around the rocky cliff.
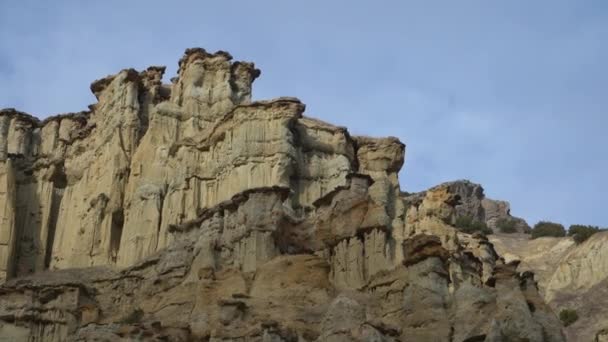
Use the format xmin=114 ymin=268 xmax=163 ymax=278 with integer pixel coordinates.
xmin=491 ymin=231 xmax=608 ymax=342
xmin=0 ymin=48 xmax=567 ymax=341
xmin=407 ymin=181 xmax=608 ymax=341
xmin=404 ymin=180 xmax=530 ymax=234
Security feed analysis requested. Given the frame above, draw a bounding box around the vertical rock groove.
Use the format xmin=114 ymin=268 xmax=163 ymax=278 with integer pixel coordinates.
xmin=0 ymin=47 xmax=572 ymax=342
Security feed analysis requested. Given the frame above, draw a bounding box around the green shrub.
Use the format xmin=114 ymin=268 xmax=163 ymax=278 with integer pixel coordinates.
xmin=496 ymin=218 xmax=518 ymax=233
xmin=531 ymin=221 xmax=565 ymax=239
xmin=122 ymin=308 xmax=143 ymax=324
xmin=559 ymin=309 xmax=579 ymax=327
xmin=454 ymin=215 xmax=492 ymax=235
xmin=568 ymin=224 xmax=603 ymax=244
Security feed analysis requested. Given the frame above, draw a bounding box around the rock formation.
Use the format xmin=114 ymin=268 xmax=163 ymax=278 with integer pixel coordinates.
xmin=404 ymin=180 xmax=530 ymax=234
xmin=406 ymin=180 xmax=608 ymax=341
xmin=0 ymin=48 xmax=567 ymax=341
xmin=491 ymin=231 xmax=608 ymax=341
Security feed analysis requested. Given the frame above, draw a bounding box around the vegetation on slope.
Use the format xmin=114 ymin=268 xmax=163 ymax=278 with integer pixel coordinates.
xmin=568 ymin=225 xmax=605 ymax=244
xmin=531 ymin=221 xmax=566 ymax=239
xmin=455 ymin=215 xmax=492 ymax=235
xmin=496 ymin=218 xmax=518 ymax=233
xmin=559 ymin=309 xmax=579 ymax=327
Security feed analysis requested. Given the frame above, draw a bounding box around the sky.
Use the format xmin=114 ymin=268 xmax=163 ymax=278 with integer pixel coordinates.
xmin=1 ymin=1 xmax=606 ymax=228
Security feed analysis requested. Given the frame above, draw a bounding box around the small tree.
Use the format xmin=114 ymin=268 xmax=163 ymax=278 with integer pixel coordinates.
xmin=454 ymin=215 xmax=492 ymax=235
xmin=559 ymin=309 xmax=579 ymax=327
xmin=531 ymin=221 xmax=565 ymax=239
xmin=496 ymin=218 xmax=518 ymax=233
xmin=568 ymin=224 xmax=603 ymax=244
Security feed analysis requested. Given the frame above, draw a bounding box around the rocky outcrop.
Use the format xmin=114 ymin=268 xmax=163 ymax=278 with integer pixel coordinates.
xmin=597 ymin=329 xmax=608 ymax=342
xmin=545 ymin=231 xmax=608 ymax=301
xmin=482 ymin=198 xmax=530 ymax=233
xmin=489 ymin=234 xmax=576 ymax=293
xmin=490 ymin=230 xmax=608 ymax=341
xmin=405 ymin=180 xmax=530 ymax=233
xmin=546 ymin=232 xmax=608 ymax=341
xmin=413 ymin=180 xmax=608 ymax=341
xmin=0 ymin=48 xmax=566 ymax=341
xmin=0 ymin=185 xmax=565 ymax=341
xmin=0 ymin=49 xmax=349 ymax=275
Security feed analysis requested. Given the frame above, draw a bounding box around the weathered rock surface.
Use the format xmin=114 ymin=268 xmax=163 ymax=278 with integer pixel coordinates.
xmin=489 ymin=234 xmax=576 ymax=293
xmin=597 ymin=329 xmax=608 ymax=342
xmin=545 ymin=231 xmax=608 ymax=301
xmin=490 ymin=230 xmax=608 ymax=341
xmin=408 ymin=180 xmax=608 ymax=341
xmin=405 ymin=180 xmax=530 ymax=234
xmin=0 ymin=48 xmax=566 ymax=341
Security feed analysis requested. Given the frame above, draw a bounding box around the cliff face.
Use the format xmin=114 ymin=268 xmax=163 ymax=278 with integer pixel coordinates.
xmin=491 ymin=232 xmax=608 ymax=342
xmin=0 ymin=48 xmax=566 ymax=341
xmin=489 ymin=234 xmax=575 ymax=293
xmin=405 ymin=181 xmax=608 ymax=341
xmin=407 ymin=181 xmax=608 ymax=341
xmin=404 ymin=180 xmax=530 ymax=234
xmin=547 ymin=231 xmax=608 ymax=342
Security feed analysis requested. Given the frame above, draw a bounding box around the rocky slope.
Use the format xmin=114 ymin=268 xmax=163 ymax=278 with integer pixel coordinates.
xmin=420 ymin=181 xmax=608 ymax=341
xmin=491 ymin=232 xmax=608 ymax=342
xmin=489 ymin=234 xmax=575 ymax=293
xmin=0 ymin=48 xmax=567 ymax=341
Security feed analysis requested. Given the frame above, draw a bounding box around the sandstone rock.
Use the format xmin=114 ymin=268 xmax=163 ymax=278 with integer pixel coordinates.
xmin=403 ymin=181 xmax=469 ymax=253
xmin=482 ymin=198 xmax=530 ymax=233
xmin=401 ymin=234 xmax=449 ymax=266
xmin=0 ymin=48 xmax=566 ymax=342
xmin=491 ymin=229 xmax=608 ymax=341
xmin=489 ymin=234 xmax=575 ymax=292
xmin=405 ymin=180 xmax=531 ymax=234
xmin=546 ymin=231 xmax=608 ymax=301
xmin=597 ymin=329 xmax=608 ymax=342
xmin=0 ymin=160 xmax=17 ymax=280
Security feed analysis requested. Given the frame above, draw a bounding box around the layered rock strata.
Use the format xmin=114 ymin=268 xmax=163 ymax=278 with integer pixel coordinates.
xmin=418 ymin=181 xmax=608 ymax=341
xmin=0 ymin=48 xmax=565 ymax=341
xmin=491 ymin=231 xmax=608 ymax=341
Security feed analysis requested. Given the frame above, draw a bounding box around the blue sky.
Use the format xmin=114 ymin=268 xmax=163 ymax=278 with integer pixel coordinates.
xmin=1 ymin=1 xmax=606 ymax=228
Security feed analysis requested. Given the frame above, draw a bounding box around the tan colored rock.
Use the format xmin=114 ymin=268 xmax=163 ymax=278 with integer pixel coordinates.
xmin=0 ymin=160 xmax=16 ymax=280
xmin=489 ymin=233 xmax=575 ymax=292
xmin=546 ymin=231 xmax=608 ymax=301
xmin=401 ymin=234 xmax=449 ymax=266
xmin=597 ymin=329 xmax=608 ymax=342
xmin=353 ymin=136 xmax=404 ymax=185
xmin=292 ymin=117 xmax=355 ymax=208
xmin=403 ymin=183 xmax=462 ymax=251
xmin=490 ymin=230 xmax=608 ymax=341
xmin=0 ymin=48 xmax=567 ymax=342
xmin=405 ymin=180 xmax=530 ymax=234
xmin=170 ymin=48 xmax=259 ymax=121
xmin=482 ymin=197 xmax=530 ymax=232
xmin=0 ymin=206 xmax=564 ymax=341
xmin=117 ymin=97 xmax=305 ymax=266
